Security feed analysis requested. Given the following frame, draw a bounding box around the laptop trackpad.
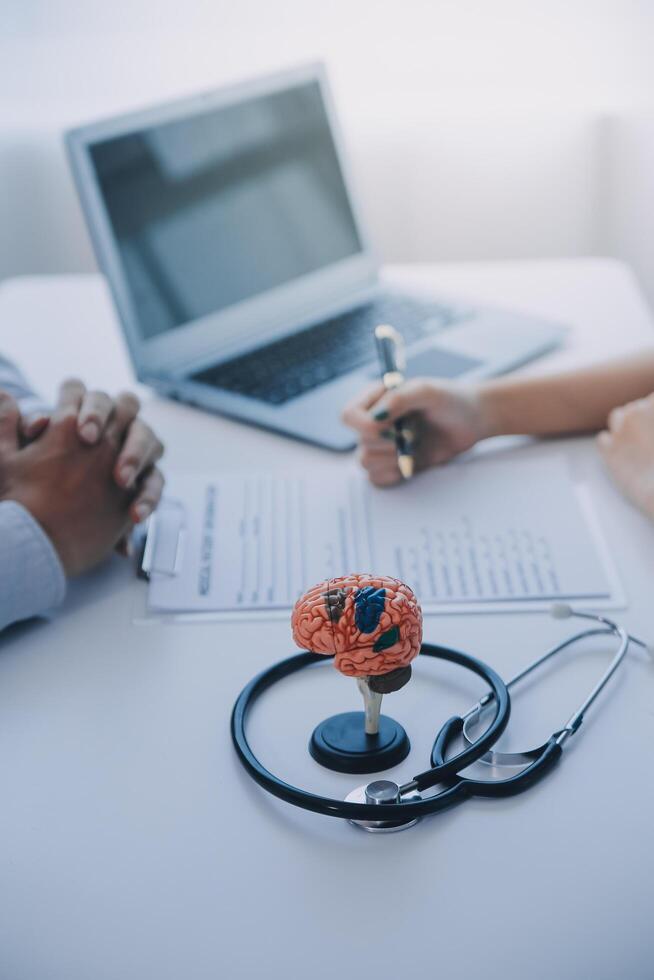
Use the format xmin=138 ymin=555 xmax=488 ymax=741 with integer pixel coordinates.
xmin=405 ymin=346 xmax=482 ymax=378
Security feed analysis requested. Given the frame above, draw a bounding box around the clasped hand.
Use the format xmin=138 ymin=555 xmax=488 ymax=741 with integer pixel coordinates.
xmin=0 ymin=379 xmax=165 ymax=576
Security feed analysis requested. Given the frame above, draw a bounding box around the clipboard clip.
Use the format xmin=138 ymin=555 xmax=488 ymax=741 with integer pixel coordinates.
xmin=133 ymin=499 xmax=187 ymax=580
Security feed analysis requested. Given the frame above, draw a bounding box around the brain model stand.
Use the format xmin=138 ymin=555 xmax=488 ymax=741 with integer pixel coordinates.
xmin=291 ymin=574 xmax=423 ymax=773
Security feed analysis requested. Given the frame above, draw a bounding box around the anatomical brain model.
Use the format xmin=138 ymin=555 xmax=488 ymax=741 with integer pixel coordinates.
xmin=292 ymin=574 xmax=423 ymax=735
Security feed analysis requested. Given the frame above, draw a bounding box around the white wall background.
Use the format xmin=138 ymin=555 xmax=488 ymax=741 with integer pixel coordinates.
xmin=2 ymin=0 xmax=654 ymax=300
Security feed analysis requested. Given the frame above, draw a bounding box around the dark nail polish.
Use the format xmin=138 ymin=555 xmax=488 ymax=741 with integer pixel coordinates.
xmin=373 ymin=409 xmax=389 ymax=421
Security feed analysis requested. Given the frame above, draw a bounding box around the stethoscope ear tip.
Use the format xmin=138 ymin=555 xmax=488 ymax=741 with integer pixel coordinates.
xmin=550 ymin=602 xmax=574 ymax=620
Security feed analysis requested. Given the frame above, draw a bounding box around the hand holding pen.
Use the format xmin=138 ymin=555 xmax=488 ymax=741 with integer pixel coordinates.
xmin=373 ymin=324 xmax=415 ymax=480
xmin=342 ymin=361 xmax=485 ymax=487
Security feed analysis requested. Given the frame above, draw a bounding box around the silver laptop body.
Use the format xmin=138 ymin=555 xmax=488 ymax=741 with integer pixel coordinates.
xmin=66 ymin=62 xmax=564 ymax=450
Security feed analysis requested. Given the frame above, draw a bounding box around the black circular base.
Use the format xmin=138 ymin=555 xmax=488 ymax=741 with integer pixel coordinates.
xmin=309 ymin=711 xmax=410 ymax=774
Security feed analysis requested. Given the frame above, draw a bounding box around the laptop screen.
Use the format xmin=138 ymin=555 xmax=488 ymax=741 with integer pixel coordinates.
xmin=88 ymin=80 xmax=362 ymax=341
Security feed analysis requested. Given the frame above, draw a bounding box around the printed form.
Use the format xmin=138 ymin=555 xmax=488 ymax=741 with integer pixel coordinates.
xmin=146 ymin=458 xmax=619 ymax=616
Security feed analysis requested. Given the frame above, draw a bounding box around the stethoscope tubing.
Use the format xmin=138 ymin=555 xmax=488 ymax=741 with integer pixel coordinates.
xmin=231 ymin=643 xmax=511 ymax=821
xmin=231 ymin=614 xmax=644 ymax=821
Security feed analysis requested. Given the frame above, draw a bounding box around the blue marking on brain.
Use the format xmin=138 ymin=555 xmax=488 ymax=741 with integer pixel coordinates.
xmin=354 ymin=587 xmax=386 ymax=634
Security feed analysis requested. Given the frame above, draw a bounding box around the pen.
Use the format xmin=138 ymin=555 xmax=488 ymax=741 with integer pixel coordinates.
xmin=374 ymin=324 xmax=415 ymax=480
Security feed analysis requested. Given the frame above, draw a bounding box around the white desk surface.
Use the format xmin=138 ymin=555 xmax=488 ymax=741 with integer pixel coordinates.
xmin=1 ymin=260 xmax=654 ymax=980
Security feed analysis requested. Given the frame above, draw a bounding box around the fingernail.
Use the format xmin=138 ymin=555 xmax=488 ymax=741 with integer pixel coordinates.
xmin=120 ymin=465 xmax=136 ymax=487
xmin=80 ymin=421 xmax=99 ymax=443
xmin=380 ymin=429 xmax=395 ymax=440
xmin=133 ymin=502 xmax=152 ymax=522
xmin=373 ymin=408 xmax=389 ymax=421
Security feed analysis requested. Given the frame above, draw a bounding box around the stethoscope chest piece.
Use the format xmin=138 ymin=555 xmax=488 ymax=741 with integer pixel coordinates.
xmin=345 ymin=780 xmax=423 ymax=833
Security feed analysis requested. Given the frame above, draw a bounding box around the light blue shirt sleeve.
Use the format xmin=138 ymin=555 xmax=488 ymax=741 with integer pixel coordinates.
xmin=0 ymin=501 xmax=66 ymax=631
xmin=0 ymin=353 xmax=49 ymax=418
xmin=0 ymin=355 xmax=65 ymax=631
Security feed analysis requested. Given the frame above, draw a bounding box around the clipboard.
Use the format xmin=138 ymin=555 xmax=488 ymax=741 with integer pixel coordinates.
xmin=132 ymin=463 xmax=626 ymax=622
xmin=133 ymin=499 xmax=187 ymax=580
xmin=130 ymin=486 xmax=293 ymax=625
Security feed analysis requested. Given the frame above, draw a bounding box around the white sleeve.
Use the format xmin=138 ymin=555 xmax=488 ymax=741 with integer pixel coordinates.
xmin=0 ymin=501 xmax=66 ymax=632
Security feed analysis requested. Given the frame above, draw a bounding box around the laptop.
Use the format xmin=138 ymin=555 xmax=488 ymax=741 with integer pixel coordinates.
xmin=66 ymin=62 xmax=565 ymax=451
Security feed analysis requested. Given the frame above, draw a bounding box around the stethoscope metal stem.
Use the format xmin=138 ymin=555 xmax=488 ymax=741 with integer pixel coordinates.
xmin=462 ymin=609 xmax=647 ymax=763
xmin=554 ymin=625 xmax=629 ymax=748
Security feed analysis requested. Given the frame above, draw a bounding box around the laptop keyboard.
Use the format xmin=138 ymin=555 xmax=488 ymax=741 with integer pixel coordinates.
xmin=191 ymin=293 xmax=467 ymax=406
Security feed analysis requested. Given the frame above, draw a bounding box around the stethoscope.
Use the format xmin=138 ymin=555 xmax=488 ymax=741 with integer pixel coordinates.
xmin=231 ymin=605 xmax=648 ymax=832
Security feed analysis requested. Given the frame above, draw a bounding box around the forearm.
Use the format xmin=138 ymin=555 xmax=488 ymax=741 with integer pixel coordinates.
xmin=478 ymin=351 xmax=654 ymax=438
